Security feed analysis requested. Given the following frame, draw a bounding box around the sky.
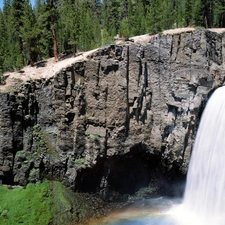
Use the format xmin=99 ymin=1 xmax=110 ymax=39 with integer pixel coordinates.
xmin=0 ymin=0 xmax=36 ymax=9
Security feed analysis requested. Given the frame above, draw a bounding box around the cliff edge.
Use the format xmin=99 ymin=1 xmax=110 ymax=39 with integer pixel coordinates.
xmin=1 ymin=28 xmax=225 ymax=196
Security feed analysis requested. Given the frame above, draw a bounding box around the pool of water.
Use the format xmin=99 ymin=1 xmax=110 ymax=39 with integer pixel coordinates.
xmin=92 ymin=197 xmax=182 ymax=225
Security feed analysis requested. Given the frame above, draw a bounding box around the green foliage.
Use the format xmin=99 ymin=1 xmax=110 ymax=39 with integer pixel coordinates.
xmin=32 ymin=124 xmax=57 ymax=158
xmin=74 ymin=158 xmax=89 ymax=169
xmin=20 ymin=0 xmax=38 ymax=66
xmin=91 ymin=134 xmax=100 ymax=141
xmin=0 ymin=181 xmax=52 ymax=225
xmin=185 ymin=0 xmax=194 ymax=26
xmin=85 ymin=129 xmax=90 ymax=136
xmin=102 ymin=0 xmax=122 ymax=37
xmin=101 ymin=28 xmax=114 ymax=46
xmin=1 ymin=0 xmax=225 ymax=76
xmin=0 ymin=11 xmax=6 ymax=76
xmin=75 ymin=83 xmax=83 ymax=89
xmin=146 ymin=0 xmax=161 ymax=34
xmin=16 ymin=150 xmax=25 ymax=156
xmin=0 ymin=180 xmax=105 ymax=225
xmin=195 ymin=26 xmax=206 ymax=30
xmin=50 ymin=181 xmax=106 ymax=224
xmin=193 ymin=0 xmax=203 ymax=26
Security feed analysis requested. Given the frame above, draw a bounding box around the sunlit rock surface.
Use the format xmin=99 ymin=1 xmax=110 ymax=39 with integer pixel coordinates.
xmin=0 ymin=29 xmax=225 ymax=196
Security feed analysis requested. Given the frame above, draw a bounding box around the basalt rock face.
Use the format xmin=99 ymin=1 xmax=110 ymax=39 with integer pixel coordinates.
xmin=0 ymin=30 xmax=225 ymax=196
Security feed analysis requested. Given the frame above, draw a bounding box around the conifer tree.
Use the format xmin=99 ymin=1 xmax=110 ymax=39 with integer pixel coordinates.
xmin=185 ymin=0 xmax=193 ymax=26
xmin=12 ymin=0 xmax=26 ymax=66
xmin=102 ymin=0 xmax=122 ymax=37
xmin=146 ymin=0 xmax=163 ymax=34
xmin=48 ymin=0 xmax=59 ymax=61
xmin=214 ymin=0 xmax=225 ymax=27
xmin=34 ymin=0 xmax=59 ymax=60
xmin=35 ymin=0 xmax=52 ymax=60
xmin=20 ymin=0 xmax=37 ymax=66
xmin=193 ymin=0 xmax=203 ymax=26
xmin=161 ymin=0 xmax=174 ymax=30
xmin=3 ymin=0 xmax=24 ymax=71
xmin=201 ymin=0 xmax=214 ymax=28
xmin=129 ymin=0 xmax=146 ymax=36
xmin=0 ymin=10 xmax=6 ymax=76
xmin=79 ymin=1 xmax=101 ymax=50
xmin=58 ymin=0 xmax=81 ymax=55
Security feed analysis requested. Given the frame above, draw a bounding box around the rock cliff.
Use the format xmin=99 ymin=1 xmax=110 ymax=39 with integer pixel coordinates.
xmin=0 ymin=29 xmax=225 ymax=196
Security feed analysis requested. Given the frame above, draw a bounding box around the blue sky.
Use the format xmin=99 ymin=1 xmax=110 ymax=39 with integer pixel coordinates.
xmin=0 ymin=0 xmax=36 ymax=9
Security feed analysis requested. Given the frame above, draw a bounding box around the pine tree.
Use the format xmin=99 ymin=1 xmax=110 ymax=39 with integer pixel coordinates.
xmin=58 ymin=0 xmax=81 ymax=55
xmin=2 ymin=0 xmax=224 ymax=76
xmin=0 ymin=10 xmax=7 ymax=76
xmin=48 ymin=0 xmax=59 ymax=61
xmin=185 ymin=0 xmax=193 ymax=26
xmin=214 ymin=0 xmax=225 ymax=27
xmin=201 ymin=0 xmax=214 ymax=28
xmin=35 ymin=0 xmax=57 ymax=60
xmin=193 ymin=0 xmax=203 ymax=26
xmin=161 ymin=0 xmax=174 ymax=30
xmin=20 ymin=0 xmax=38 ymax=66
xmin=35 ymin=0 xmax=50 ymax=60
xmin=102 ymin=0 xmax=122 ymax=37
xmin=130 ymin=0 xmax=146 ymax=36
xmin=79 ymin=1 xmax=101 ymax=51
xmin=3 ymin=0 xmax=24 ymax=71
xmin=12 ymin=0 xmax=26 ymax=66
xmin=146 ymin=0 xmax=163 ymax=34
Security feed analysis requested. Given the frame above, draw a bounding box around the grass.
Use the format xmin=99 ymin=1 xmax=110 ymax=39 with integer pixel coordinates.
xmin=0 ymin=181 xmax=52 ymax=225
xmin=50 ymin=181 xmax=95 ymax=225
xmin=0 ymin=180 xmax=106 ymax=225
xmin=50 ymin=181 xmax=72 ymax=225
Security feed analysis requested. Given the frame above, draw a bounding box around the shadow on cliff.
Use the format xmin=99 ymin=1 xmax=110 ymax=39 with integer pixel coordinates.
xmin=74 ymin=143 xmax=173 ymax=200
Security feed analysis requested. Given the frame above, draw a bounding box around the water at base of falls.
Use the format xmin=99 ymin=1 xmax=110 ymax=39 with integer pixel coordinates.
xmin=98 ymin=86 xmax=225 ymax=225
xmin=94 ymin=197 xmax=182 ymax=225
xmin=95 ymin=197 xmax=215 ymax=225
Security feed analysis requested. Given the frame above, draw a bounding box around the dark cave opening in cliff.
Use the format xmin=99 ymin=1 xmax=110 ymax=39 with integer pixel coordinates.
xmin=74 ymin=158 xmax=105 ymax=193
xmin=74 ymin=144 xmax=162 ymax=196
xmin=106 ymin=147 xmax=161 ymax=195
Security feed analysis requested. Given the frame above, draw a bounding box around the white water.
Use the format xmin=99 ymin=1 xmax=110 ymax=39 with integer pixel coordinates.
xmin=182 ymin=86 xmax=225 ymax=224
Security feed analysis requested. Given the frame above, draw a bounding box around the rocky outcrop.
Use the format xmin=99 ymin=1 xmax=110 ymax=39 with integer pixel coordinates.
xmin=0 ymin=29 xmax=225 ymax=196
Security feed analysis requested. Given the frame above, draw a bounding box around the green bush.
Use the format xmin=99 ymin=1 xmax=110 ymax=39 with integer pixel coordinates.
xmin=0 ymin=180 xmax=104 ymax=225
xmin=32 ymin=124 xmax=57 ymax=158
xmin=90 ymin=134 xmax=100 ymax=141
xmin=0 ymin=181 xmax=52 ymax=225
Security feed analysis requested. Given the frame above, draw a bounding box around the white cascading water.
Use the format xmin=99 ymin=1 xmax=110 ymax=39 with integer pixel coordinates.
xmin=181 ymin=86 xmax=225 ymax=225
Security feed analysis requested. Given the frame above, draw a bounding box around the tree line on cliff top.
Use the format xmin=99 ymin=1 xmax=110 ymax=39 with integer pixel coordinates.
xmin=0 ymin=0 xmax=225 ymax=76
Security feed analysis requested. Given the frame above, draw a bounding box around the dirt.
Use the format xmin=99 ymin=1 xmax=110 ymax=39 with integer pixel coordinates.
xmin=0 ymin=49 xmax=97 ymax=92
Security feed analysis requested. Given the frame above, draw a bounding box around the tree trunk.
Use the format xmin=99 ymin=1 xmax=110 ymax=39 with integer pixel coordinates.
xmin=29 ymin=45 xmax=34 ymax=67
xmin=52 ymin=28 xmax=58 ymax=61
xmin=19 ymin=36 xmax=25 ymax=66
xmin=73 ymin=44 xmax=77 ymax=57
xmin=50 ymin=0 xmax=59 ymax=62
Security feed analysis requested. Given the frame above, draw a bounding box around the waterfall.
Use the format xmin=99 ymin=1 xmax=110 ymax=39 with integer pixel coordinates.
xmin=182 ymin=86 xmax=225 ymax=224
